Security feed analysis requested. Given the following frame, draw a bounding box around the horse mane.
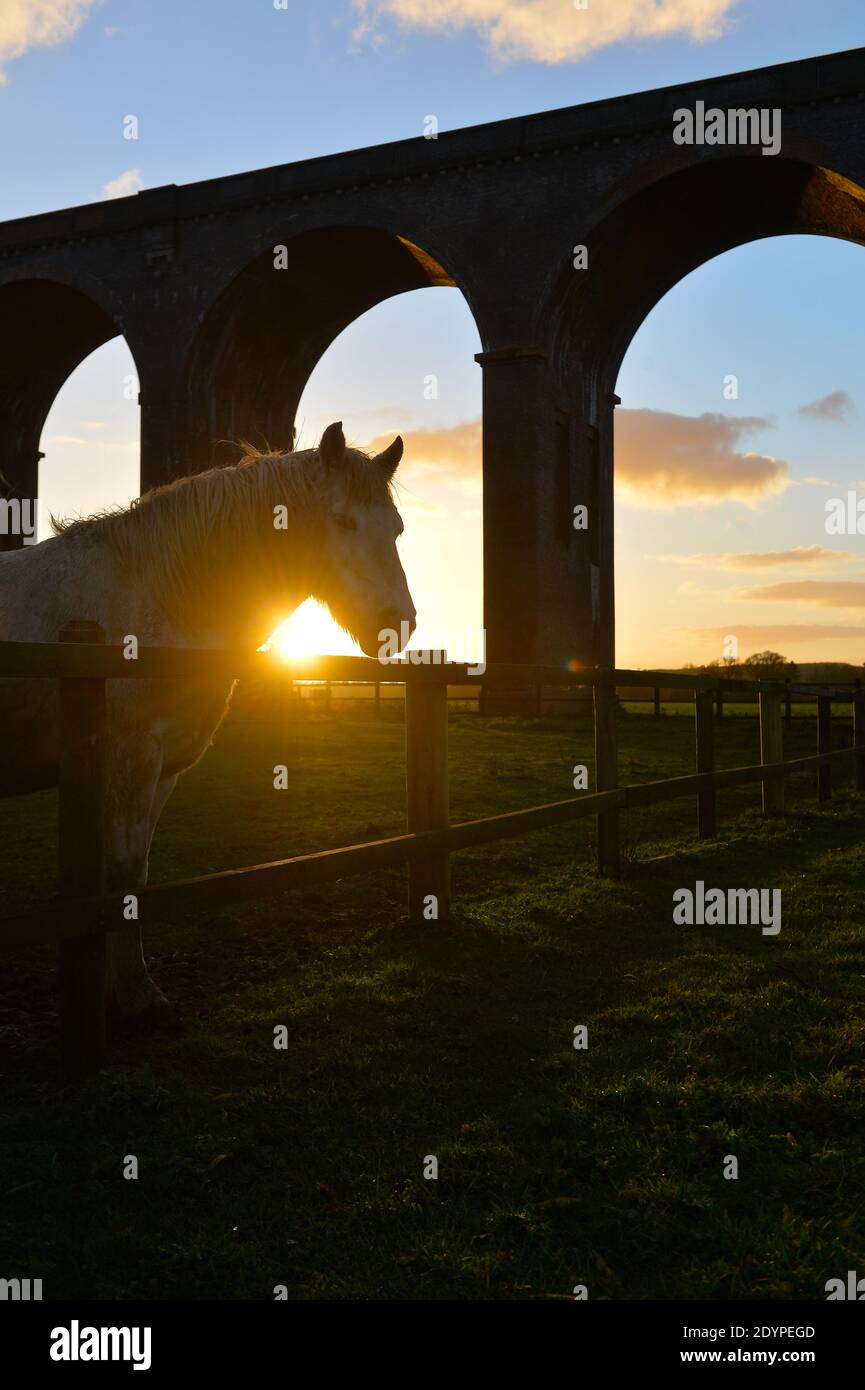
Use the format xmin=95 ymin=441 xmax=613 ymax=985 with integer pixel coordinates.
xmin=51 ymin=442 xmax=394 ymax=622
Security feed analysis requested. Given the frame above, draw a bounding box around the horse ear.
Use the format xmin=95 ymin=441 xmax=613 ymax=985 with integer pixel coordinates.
xmin=374 ymin=435 xmax=403 ymax=479
xmin=319 ymin=421 xmax=345 ymax=467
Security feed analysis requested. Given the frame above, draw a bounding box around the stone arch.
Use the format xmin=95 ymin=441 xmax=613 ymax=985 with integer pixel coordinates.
xmin=0 ymin=275 xmax=141 ymax=536
xmin=543 ymin=155 xmax=865 ymax=666
xmin=550 ymin=154 xmax=865 ymax=400
xmin=182 ymin=223 xmax=485 ymax=472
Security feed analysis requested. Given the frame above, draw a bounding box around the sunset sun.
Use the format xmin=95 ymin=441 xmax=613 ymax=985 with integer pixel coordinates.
xmin=269 ymin=597 xmax=361 ymax=661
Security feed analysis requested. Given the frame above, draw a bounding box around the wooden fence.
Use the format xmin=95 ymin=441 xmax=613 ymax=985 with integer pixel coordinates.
xmin=252 ymin=677 xmax=864 ymax=722
xmin=0 ymin=625 xmax=863 ymax=1074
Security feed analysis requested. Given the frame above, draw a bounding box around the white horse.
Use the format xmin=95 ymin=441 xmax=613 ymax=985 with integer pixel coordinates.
xmin=0 ymin=422 xmax=414 ymax=1016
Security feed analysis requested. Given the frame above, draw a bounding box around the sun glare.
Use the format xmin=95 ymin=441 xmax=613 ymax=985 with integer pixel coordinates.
xmin=268 ymin=598 xmax=361 ymax=661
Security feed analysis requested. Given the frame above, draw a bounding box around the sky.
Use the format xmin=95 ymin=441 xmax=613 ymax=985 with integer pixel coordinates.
xmin=5 ymin=0 xmax=865 ymax=667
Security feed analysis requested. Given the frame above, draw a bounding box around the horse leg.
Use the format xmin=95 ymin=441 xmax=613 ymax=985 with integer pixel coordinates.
xmin=104 ymin=741 xmax=175 ymax=1018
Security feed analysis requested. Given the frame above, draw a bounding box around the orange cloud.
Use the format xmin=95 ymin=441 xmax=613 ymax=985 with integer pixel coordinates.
xmin=368 ymin=419 xmax=481 ymax=489
xmin=740 ymin=581 xmax=865 ymax=608
xmin=370 ymin=413 xmax=794 ymax=513
xmin=372 ymin=420 xmax=480 ymax=467
xmin=364 ymin=421 xmax=482 ymax=517
xmin=615 ymin=409 xmax=788 ymax=509
xmin=662 ymin=545 xmax=857 ymax=569
xmin=692 ymin=624 xmax=865 ymax=645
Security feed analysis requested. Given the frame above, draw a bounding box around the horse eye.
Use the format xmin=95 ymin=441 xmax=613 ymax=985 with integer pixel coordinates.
xmin=334 ymin=512 xmax=357 ymax=531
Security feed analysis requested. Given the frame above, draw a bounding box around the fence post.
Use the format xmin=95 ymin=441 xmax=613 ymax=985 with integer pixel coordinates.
xmin=653 ymin=687 xmax=661 ymax=717
xmin=406 ymin=665 xmax=450 ymax=923
xmin=58 ymin=620 xmax=107 ymax=1076
xmin=593 ymin=680 xmax=619 ymax=875
xmin=716 ymin=683 xmax=724 ymax=721
xmin=817 ymin=695 xmax=832 ymax=802
xmin=374 ymin=680 xmax=381 ymax=718
xmin=759 ymin=686 xmax=785 ymax=816
xmin=695 ymin=688 xmax=716 ymax=838
xmin=784 ymin=679 xmax=792 ymax=729
xmin=855 ymin=680 xmax=865 ymax=793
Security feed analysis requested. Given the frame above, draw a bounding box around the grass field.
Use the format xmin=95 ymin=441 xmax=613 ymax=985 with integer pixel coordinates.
xmin=1 ymin=701 xmax=864 ymax=1300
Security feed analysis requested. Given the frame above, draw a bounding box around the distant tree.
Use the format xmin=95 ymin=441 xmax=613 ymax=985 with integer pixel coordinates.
xmin=746 ymin=650 xmax=787 ymax=665
xmin=742 ymin=651 xmax=798 ymax=680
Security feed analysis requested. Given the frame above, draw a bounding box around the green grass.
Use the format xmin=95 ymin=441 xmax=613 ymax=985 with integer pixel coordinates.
xmin=1 ymin=704 xmax=863 ymax=1300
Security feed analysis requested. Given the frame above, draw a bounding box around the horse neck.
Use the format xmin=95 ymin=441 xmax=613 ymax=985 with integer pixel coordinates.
xmin=160 ymin=515 xmax=319 ymax=648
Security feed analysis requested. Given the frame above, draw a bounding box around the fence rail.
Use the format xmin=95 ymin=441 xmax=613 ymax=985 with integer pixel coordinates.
xmin=0 ymin=638 xmax=859 ymax=697
xmin=1 ymin=631 xmax=862 ymax=1073
xmin=255 ymin=679 xmax=865 ymax=719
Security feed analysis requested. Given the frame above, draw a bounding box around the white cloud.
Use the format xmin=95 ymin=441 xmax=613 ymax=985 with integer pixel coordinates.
xmin=45 ymin=434 xmax=139 ymax=453
xmin=352 ymin=0 xmax=740 ymax=64
xmin=102 ymin=168 xmax=144 ymax=200
xmin=0 ymin=0 xmax=100 ymax=83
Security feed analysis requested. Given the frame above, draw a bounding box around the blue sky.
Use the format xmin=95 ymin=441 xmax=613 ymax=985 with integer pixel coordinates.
xmin=3 ymin=0 xmax=865 ymax=219
xmin=5 ymin=0 xmax=865 ymax=665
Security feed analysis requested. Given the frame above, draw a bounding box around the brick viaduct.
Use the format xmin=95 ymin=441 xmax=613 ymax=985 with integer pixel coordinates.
xmin=1 ymin=45 xmax=864 ymax=666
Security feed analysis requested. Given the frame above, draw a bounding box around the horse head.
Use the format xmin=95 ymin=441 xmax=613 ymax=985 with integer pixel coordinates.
xmin=311 ymin=421 xmax=416 ymax=658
